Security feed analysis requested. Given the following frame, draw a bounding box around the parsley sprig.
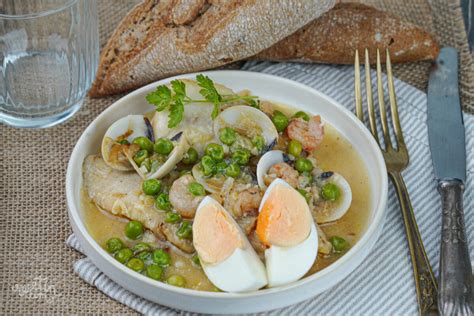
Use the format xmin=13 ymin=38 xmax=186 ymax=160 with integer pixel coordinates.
xmin=146 ymin=74 xmax=259 ymax=128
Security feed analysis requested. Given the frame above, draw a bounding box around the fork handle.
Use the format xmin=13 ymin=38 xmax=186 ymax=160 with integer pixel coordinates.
xmin=438 ymin=180 xmax=473 ymax=316
xmin=390 ymin=171 xmax=438 ymax=315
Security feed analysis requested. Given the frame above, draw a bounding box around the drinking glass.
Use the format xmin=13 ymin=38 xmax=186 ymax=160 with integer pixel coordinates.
xmin=0 ymin=0 xmax=98 ymax=128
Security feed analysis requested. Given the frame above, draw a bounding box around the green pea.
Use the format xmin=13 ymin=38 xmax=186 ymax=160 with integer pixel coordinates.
xmin=201 ymin=155 xmax=216 ymax=176
xmin=155 ymin=193 xmax=172 ymax=211
xmin=117 ymin=139 xmax=130 ymax=145
xmin=106 ymin=237 xmax=124 ymax=254
xmin=322 ymin=183 xmax=341 ymax=201
xmin=219 ymin=127 xmax=237 ymax=145
xmin=191 ymin=254 xmax=201 ymax=267
xmin=182 ymin=147 xmax=198 ymax=164
xmin=142 ymin=179 xmax=161 ymax=195
xmin=135 ymin=250 xmax=151 ymax=261
xmin=205 ymin=143 xmax=225 ymax=161
xmin=154 ymin=138 xmax=174 ymax=155
xmin=252 ymin=135 xmax=266 ymax=153
xmin=125 ymin=220 xmax=144 ymax=240
xmin=215 ymin=161 xmax=228 ymax=173
xmin=127 ymin=258 xmax=145 ymax=272
xmin=165 ymin=212 xmax=181 ymax=223
xmin=225 ymin=163 xmax=241 ymax=178
xmin=297 ymin=189 xmax=311 ymax=203
xmin=166 ymin=275 xmax=186 ymax=287
xmin=288 ymin=139 xmax=303 ymax=157
xmin=176 ymin=221 xmax=192 ymax=239
xmin=272 ymin=110 xmax=289 ymax=132
xmin=115 ymin=248 xmax=133 ymax=264
xmin=295 ymin=157 xmax=313 ymax=173
xmin=152 ymin=249 xmax=171 ymax=266
xmin=292 ymin=111 xmax=310 ymax=121
xmin=146 ymin=264 xmax=163 ymax=280
xmin=330 ymin=236 xmax=349 ymax=253
xmin=132 ymin=136 xmax=154 ymax=153
xmin=188 ymin=182 xmax=206 ymax=196
xmin=232 ymin=149 xmax=250 ymax=165
xmin=132 ymin=242 xmax=151 ymax=254
xmin=133 ymin=149 xmax=148 ymax=166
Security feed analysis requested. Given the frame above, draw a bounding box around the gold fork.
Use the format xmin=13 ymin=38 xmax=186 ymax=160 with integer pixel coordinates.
xmin=354 ymin=49 xmax=438 ymax=315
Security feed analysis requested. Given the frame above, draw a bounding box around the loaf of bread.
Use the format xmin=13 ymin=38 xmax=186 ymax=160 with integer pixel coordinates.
xmin=89 ymin=0 xmax=336 ymax=97
xmin=253 ymin=3 xmax=439 ymax=64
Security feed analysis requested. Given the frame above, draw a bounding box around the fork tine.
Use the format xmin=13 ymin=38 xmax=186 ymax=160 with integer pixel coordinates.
xmin=376 ymin=49 xmax=392 ymax=149
xmin=386 ymin=49 xmax=405 ymax=147
xmin=354 ymin=50 xmax=363 ymax=121
xmin=365 ymin=49 xmax=379 ymax=141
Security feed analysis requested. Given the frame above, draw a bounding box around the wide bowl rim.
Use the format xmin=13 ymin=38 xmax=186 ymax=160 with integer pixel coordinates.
xmin=66 ymin=70 xmax=388 ymax=300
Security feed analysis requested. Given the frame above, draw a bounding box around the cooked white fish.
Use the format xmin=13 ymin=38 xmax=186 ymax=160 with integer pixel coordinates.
xmin=83 ymin=155 xmax=194 ymax=253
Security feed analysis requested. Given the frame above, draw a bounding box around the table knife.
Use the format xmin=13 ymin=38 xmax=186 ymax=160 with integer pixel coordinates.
xmin=427 ymin=47 xmax=473 ymax=315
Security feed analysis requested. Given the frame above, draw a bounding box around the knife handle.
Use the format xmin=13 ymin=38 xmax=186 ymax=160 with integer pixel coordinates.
xmin=438 ymin=180 xmax=473 ymax=315
xmin=390 ymin=172 xmax=438 ymax=315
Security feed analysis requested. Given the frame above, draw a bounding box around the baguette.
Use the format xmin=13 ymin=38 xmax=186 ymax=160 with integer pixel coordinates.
xmin=253 ymin=3 xmax=439 ymax=64
xmin=90 ymin=0 xmax=335 ymax=97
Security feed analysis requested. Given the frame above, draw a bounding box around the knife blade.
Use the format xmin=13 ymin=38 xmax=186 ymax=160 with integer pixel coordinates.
xmin=427 ymin=47 xmax=473 ymax=315
xmin=427 ymin=47 xmax=466 ymax=182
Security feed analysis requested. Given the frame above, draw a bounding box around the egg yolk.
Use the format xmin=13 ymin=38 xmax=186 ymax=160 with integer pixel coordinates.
xmin=193 ymin=202 xmax=244 ymax=265
xmin=256 ymin=183 xmax=311 ymax=247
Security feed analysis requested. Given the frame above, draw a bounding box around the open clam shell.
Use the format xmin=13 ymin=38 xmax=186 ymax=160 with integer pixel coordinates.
xmin=213 ymin=106 xmax=278 ymax=150
xmin=101 ymin=115 xmax=149 ymax=171
xmin=315 ymin=172 xmax=352 ymax=223
xmin=256 ymin=150 xmax=286 ymax=190
xmin=125 ymin=131 xmax=189 ymax=180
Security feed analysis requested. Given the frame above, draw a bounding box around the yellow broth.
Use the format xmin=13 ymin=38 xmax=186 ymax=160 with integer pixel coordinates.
xmin=81 ymin=102 xmax=371 ymax=291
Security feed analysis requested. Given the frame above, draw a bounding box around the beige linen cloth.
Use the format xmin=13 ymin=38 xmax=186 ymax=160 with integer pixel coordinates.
xmin=1 ymin=0 xmax=473 ymax=314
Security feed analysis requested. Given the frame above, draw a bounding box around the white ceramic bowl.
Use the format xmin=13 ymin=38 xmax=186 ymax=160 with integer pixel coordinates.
xmin=66 ymin=70 xmax=388 ymax=314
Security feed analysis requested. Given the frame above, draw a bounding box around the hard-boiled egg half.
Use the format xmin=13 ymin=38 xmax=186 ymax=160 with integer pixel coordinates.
xmin=256 ymin=178 xmax=318 ymax=287
xmin=193 ymin=196 xmax=268 ymax=292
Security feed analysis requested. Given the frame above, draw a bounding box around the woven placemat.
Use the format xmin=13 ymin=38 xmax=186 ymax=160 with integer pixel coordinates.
xmin=1 ymin=0 xmax=472 ymax=314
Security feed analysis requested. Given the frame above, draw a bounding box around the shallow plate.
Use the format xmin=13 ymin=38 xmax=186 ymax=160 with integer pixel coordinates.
xmin=66 ymin=70 xmax=388 ymax=314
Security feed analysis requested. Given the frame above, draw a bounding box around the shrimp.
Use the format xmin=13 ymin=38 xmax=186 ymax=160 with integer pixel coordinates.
xmin=263 ymin=162 xmax=299 ymax=188
xmin=287 ymin=115 xmax=324 ymax=151
xmin=224 ymin=183 xmax=262 ymax=218
xmin=169 ymin=174 xmax=204 ymax=218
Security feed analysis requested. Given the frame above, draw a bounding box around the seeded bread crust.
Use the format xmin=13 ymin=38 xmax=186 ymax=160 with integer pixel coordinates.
xmin=90 ymin=0 xmax=336 ymax=97
xmin=253 ymin=3 xmax=440 ymax=64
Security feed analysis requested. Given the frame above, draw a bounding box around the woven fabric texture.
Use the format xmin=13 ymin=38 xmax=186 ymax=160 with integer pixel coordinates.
xmin=1 ymin=0 xmax=473 ymax=314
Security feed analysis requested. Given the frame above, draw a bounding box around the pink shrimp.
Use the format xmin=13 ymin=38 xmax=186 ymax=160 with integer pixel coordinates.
xmin=263 ymin=162 xmax=299 ymax=188
xmin=287 ymin=115 xmax=324 ymax=151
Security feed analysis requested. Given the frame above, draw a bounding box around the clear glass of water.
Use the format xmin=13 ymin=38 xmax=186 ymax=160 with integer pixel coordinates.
xmin=0 ymin=0 xmax=98 ymax=128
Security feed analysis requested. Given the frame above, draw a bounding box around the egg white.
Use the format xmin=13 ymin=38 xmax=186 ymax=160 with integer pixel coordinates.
xmin=258 ymin=178 xmax=319 ymax=287
xmin=194 ymin=197 xmax=268 ymax=293
xmin=265 ymin=223 xmax=318 ymax=287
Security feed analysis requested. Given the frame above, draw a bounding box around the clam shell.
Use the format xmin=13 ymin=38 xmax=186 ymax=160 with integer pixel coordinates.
xmin=316 ymin=173 xmax=352 ymax=223
xmin=213 ymin=106 xmax=278 ymax=149
xmin=101 ymin=115 xmax=148 ymax=171
xmin=256 ymin=150 xmax=285 ymax=189
xmin=125 ymin=132 xmax=189 ymax=180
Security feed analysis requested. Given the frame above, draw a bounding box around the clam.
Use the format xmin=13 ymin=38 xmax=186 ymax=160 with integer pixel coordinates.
xmin=315 ymin=172 xmax=352 ymax=223
xmin=256 ymin=150 xmax=287 ymax=189
xmin=101 ymin=115 xmax=149 ymax=171
xmin=125 ymin=131 xmax=189 ymax=180
xmin=256 ymin=150 xmax=352 ymax=223
xmin=213 ymin=105 xmax=278 ymax=151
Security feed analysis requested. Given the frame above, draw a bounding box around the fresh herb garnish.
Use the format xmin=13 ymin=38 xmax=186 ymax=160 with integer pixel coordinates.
xmin=146 ymin=75 xmax=259 ymax=128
